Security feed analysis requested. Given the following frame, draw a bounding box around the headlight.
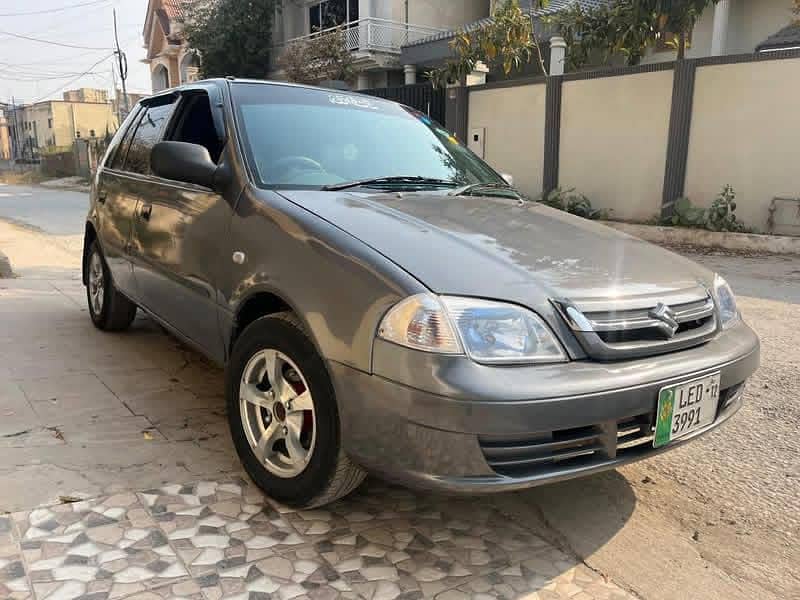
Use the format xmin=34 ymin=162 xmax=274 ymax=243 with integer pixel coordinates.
xmin=378 ymin=293 xmax=567 ymax=364
xmin=378 ymin=294 xmax=462 ymax=354
xmin=714 ymin=274 xmax=740 ymax=329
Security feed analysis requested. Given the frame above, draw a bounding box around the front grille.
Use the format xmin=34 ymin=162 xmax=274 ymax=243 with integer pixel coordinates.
xmin=480 ymin=384 xmax=745 ymax=478
xmin=480 ymin=415 xmax=653 ymax=477
xmin=554 ymin=293 xmax=718 ymax=360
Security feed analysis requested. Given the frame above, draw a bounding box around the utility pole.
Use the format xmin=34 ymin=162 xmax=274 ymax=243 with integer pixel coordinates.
xmin=113 ymin=8 xmax=129 ymax=119
xmin=111 ymin=61 xmax=122 ymax=125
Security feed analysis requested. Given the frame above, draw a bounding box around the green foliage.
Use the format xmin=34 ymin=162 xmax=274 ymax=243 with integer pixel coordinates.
xmin=538 ymin=187 xmax=609 ymax=220
xmin=182 ymin=0 xmax=281 ymax=79
xmin=549 ymin=0 xmax=719 ymax=69
xmin=428 ymin=0 xmax=548 ymax=88
xmin=666 ymin=185 xmax=750 ymax=232
xmin=278 ymin=27 xmax=356 ymax=85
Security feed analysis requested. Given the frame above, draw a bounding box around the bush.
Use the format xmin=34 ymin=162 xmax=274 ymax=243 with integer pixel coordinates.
xmin=538 ymin=187 xmax=609 ymax=220
xmin=666 ymin=185 xmax=751 ymax=232
xmin=278 ymin=27 xmax=356 ymax=86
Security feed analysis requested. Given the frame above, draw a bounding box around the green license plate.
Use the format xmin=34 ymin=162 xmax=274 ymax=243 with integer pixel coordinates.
xmin=654 ymin=373 xmax=721 ymax=448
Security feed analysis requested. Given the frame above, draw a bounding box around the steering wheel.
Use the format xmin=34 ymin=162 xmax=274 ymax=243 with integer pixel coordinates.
xmin=271 ymin=156 xmax=326 ymax=182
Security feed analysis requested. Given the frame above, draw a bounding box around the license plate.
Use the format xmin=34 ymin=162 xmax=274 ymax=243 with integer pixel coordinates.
xmin=654 ymin=373 xmax=721 ymax=448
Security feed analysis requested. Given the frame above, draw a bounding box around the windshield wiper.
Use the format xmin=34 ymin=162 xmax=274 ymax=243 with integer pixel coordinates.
xmin=322 ymin=176 xmax=459 ymax=191
xmin=448 ymin=182 xmax=521 ymax=198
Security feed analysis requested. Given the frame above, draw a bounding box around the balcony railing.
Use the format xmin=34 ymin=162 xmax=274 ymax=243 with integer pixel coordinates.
xmin=282 ymin=17 xmax=445 ymax=55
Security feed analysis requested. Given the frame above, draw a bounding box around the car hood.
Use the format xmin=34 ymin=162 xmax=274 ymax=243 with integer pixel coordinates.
xmin=281 ymin=190 xmax=713 ymax=310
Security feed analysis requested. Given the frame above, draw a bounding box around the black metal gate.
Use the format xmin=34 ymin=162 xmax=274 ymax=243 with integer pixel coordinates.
xmin=361 ymin=83 xmax=446 ymax=126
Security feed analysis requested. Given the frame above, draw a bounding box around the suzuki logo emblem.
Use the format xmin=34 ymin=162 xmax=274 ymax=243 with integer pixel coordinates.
xmin=649 ymin=303 xmax=679 ymax=338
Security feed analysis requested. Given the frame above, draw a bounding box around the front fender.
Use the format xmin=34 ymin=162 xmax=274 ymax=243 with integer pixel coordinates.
xmin=224 ymin=188 xmax=427 ymax=372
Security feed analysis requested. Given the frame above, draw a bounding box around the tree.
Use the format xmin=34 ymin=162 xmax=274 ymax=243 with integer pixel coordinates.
xmin=428 ymin=0 xmax=549 ymax=88
xmin=182 ymin=0 xmax=281 ymax=79
xmin=278 ymin=27 xmax=356 ymax=85
xmin=550 ymin=0 xmax=720 ymax=69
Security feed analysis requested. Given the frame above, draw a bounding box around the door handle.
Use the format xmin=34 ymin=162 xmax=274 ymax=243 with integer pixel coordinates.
xmin=139 ymin=203 xmax=152 ymax=221
xmin=97 ymin=191 xmax=107 ymax=205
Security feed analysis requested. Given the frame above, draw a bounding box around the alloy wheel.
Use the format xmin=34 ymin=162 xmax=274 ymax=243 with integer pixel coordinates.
xmin=239 ymin=349 xmax=316 ymax=478
xmin=88 ymin=251 xmax=104 ymax=315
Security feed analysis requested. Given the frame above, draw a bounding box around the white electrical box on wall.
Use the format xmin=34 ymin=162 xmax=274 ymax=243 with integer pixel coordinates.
xmin=468 ymin=127 xmax=485 ymax=159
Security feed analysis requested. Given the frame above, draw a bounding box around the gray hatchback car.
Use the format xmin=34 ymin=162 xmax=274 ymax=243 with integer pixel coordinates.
xmin=83 ymin=79 xmax=760 ymax=508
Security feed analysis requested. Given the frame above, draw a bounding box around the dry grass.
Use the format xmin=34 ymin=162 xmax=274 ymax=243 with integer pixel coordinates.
xmin=0 ymin=170 xmax=49 ymax=185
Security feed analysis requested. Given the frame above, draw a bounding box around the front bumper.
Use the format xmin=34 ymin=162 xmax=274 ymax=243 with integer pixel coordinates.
xmin=329 ymin=322 xmax=759 ymax=493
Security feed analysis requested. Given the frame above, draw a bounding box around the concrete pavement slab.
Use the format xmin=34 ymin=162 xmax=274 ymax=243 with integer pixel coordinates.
xmin=21 ymin=373 xmax=132 ymax=423
xmin=0 ymin=381 xmax=40 ymax=437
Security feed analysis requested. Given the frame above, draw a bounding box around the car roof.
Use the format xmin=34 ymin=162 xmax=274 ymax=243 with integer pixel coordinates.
xmin=141 ymin=77 xmax=390 ymax=104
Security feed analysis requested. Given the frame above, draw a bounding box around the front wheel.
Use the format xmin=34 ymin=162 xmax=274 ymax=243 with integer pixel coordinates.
xmin=226 ymin=312 xmax=366 ymax=508
xmin=86 ymin=242 xmax=137 ymax=331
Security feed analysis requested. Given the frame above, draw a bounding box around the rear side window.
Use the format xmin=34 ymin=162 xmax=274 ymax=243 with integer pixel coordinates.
xmin=124 ymin=102 xmax=176 ymax=175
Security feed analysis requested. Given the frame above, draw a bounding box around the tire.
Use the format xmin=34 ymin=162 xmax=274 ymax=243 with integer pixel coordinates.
xmin=86 ymin=241 xmax=137 ymax=331
xmin=226 ymin=312 xmax=366 ymax=508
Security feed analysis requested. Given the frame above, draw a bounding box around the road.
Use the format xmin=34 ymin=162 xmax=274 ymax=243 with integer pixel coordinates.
xmin=0 ymin=183 xmax=87 ymax=235
xmin=0 ymin=184 xmax=798 ymax=600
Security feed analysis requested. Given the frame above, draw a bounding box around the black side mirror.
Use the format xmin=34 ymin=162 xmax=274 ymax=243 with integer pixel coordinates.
xmin=151 ymin=141 xmax=217 ymax=189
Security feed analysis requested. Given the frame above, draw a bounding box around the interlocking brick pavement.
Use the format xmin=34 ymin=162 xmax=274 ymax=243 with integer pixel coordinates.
xmin=1 ymin=479 xmax=635 ymax=600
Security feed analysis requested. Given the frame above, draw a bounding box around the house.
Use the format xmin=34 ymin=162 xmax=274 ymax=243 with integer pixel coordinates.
xmin=642 ymin=0 xmax=798 ymax=63
xmin=16 ymin=91 xmax=118 ymax=158
xmin=62 ymin=88 xmax=109 ymax=103
xmin=401 ymin=0 xmax=798 ymax=80
xmin=757 ymin=21 xmax=800 ymax=51
xmin=142 ymin=0 xmax=200 ymax=92
xmin=272 ymin=0 xmax=492 ymax=89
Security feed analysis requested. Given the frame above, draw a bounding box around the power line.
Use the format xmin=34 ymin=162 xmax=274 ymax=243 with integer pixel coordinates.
xmin=0 ymin=29 xmax=112 ymax=50
xmin=30 ymin=53 xmax=115 ymax=103
xmin=0 ymin=0 xmax=111 ymax=17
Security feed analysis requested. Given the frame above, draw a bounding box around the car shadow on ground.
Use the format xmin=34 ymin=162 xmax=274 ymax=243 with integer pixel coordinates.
xmin=495 ymin=471 xmax=638 ymax=559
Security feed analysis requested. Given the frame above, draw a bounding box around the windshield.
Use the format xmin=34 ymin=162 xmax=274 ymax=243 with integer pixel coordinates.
xmin=232 ymin=83 xmax=505 ymax=190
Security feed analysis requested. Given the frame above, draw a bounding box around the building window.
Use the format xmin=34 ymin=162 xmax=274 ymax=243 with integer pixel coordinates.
xmin=309 ymin=0 xmax=358 ymax=32
xmin=90 ymin=129 xmax=96 ymax=137
xmin=48 ymin=118 xmax=52 ymax=129
xmin=76 ymin=131 xmax=81 ymax=138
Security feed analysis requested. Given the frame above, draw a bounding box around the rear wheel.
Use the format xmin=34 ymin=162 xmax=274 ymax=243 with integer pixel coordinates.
xmin=226 ymin=312 xmax=366 ymax=508
xmin=86 ymin=242 xmax=137 ymax=331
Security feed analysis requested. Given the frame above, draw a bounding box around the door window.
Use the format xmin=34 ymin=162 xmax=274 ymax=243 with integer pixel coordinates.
xmin=167 ymin=93 xmax=224 ymax=163
xmin=124 ymin=101 xmax=176 ymax=175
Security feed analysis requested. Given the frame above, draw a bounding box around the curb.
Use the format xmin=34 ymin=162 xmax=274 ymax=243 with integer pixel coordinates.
xmin=603 ymin=222 xmax=800 ymax=255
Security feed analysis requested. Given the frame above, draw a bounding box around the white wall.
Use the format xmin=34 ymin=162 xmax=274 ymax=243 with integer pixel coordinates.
xmin=468 ymin=83 xmax=547 ymax=199
xmin=684 ymin=57 xmax=800 ymax=232
xmin=559 ymin=70 xmax=674 ymax=221
xmin=405 ymin=0 xmax=489 ymax=28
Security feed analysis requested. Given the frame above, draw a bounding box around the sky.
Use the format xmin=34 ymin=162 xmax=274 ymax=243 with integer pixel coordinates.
xmin=0 ymin=0 xmax=152 ymax=104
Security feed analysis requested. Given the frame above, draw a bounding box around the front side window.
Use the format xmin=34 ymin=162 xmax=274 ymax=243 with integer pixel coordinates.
xmin=124 ymin=101 xmax=176 ymax=175
xmin=233 ymin=84 xmax=503 ymax=190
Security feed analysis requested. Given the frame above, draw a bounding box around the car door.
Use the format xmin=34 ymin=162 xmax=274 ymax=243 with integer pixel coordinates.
xmin=129 ymin=88 xmax=230 ymax=362
xmin=93 ymin=105 xmax=143 ymax=298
